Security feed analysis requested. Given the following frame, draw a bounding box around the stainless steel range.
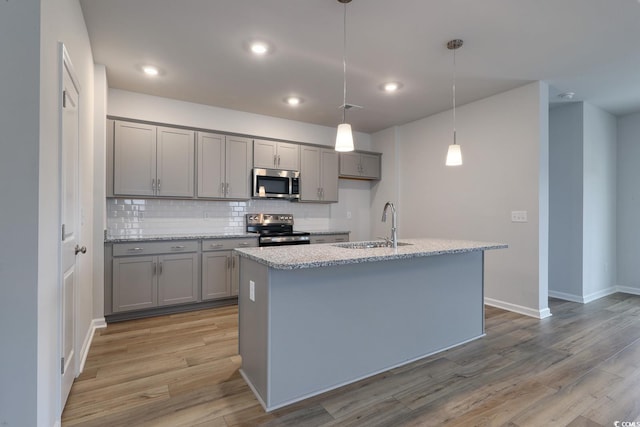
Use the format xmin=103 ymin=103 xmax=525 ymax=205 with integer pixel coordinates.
xmin=246 ymin=214 xmax=311 ymax=247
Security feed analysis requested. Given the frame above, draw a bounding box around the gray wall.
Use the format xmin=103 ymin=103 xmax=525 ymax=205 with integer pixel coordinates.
xmin=617 ymin=112 xmax=640 ymax=294
xmin=0 ymin=0 xmax=96 ymax=424
xmin=370 ymin=82 xmax=550 ymax=318
xmin=582 ymin=103 xmax=617 ymax=298
xmin=0 ymin=1 xmax=40 ymax=425
xmin=549 ymin=103 xmax=584 ymax=298
xmin=548 ymin=102 xmax=617 ymax=302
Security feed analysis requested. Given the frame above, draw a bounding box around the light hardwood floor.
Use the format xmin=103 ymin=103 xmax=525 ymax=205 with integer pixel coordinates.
xmin=62 ymin=294 xmax=640 ymax=426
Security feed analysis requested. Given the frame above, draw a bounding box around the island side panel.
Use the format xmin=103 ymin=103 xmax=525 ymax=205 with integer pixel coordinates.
xmin=267 ymin=251 xmax=483 ymax=410
xmin=238 ymin=257 xmax=270 ymax=407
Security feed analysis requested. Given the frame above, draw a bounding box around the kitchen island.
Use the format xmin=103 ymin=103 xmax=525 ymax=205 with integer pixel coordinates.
xmin=235 ymin=238 xmax=507 ymax=411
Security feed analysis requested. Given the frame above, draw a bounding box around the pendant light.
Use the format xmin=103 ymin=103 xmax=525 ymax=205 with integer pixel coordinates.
xmin=335 ymin=0 xmax=355 ymax=152
xmin=446 ymin=39 xmax=463 ymax=166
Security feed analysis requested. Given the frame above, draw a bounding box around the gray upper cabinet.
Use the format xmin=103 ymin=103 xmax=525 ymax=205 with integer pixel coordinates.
xmin=197 ymin=132 xmax=252 ymax=199
xmin=253 ymin=139 xmax=299 ymax=170
xmin=113 ymin=121 xmax=157 ymax=196
xmin=113 ymin=121 xmax=195 ymax=197
xmin=339 ymin=151 xmax=381 ymax=180
xmin=300 ymin=146 xmax=338 ymax=202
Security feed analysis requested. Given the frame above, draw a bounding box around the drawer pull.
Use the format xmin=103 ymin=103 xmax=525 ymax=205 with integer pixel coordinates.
xmin=335 ymin=238 xmax=346 ymax=242
xmin=171 ymin=245 xmax=186 ymax=250
xmin=238 ymin=242 xmax=250 ymax=247
xmin=316 ymin=239 xmax=326 ymax=243
xmin=128 ymin=247 xmax=144 ymax=252
xmin=210 ymin=243 xmax=224 ymax=249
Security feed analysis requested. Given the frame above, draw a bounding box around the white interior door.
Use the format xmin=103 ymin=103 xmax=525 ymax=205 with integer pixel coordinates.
xmin=60 ymin=45 xmax=82 ymax=411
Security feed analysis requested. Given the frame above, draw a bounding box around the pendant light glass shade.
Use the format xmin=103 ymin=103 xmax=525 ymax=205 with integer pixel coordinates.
xmin=446 ymin=39 xmax=463 ymax=166
xmin=335 ymin=0 xmax=355 ymax=152
xmin=446 ymin=143 xmax=462 ymax=166
xmin=335 ymin=123 xmax=355 ymax=152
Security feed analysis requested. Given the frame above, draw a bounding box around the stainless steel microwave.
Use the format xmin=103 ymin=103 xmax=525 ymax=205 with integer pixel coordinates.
xmin=253 ymin=168 xmax=300 ymax=200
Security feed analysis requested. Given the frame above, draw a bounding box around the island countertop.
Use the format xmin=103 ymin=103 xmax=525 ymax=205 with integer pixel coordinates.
xmin=235 ymin=238 xmax=507 ymax=270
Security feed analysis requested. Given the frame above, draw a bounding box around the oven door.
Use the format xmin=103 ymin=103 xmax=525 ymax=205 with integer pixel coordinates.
xmin=259 ymin=235 xmax=311 ymax=247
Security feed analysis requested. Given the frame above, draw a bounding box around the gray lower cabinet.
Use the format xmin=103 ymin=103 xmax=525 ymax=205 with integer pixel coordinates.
xmin=310 ymin=233 xmax=350 ymax=244
xmin=202 ymin=238 xmax=258 ymax=300
xmin=111 ymin=241 xmax=199 ymax=313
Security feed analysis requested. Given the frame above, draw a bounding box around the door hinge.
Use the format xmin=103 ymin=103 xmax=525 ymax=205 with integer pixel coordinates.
xmin=61 ymin=224 xmax=66 ymax=241
xmin=62 ymin=90 xmax=67 ymax=108
xmin=61 ymin=357 xmax=65 ymax=374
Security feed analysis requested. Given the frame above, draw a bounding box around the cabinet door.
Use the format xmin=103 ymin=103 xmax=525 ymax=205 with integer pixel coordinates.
xmin=360 ymin=153 xmax=381 ymax=179
xmin=300 ymin=146 xmax=321 ymax=201
xmin=320 ymin=149 xmax=339 ymax=202
xmin=202 ymin=251 xmax=231 ymax=300
xmin=112 ymin=256 xmax=157 ymax=312
xmin=276 ymin=142 xmax=300 ymax=171
xmin=231 ymin=253 xmax=240 ymax=296
xmin=225 ymin=136 xmax=252 ymax=199
xmin=339 ymin=152 xmax=361 ymax=177
xmin=113 ymin=121 xmax=157 ymax=196
xmin=157 ymin=126 xmax=195 ymax=197
xmin=253 ymin=139 xmax=277 ymax=169
xmin=157 ymin=253 xmax=199 ymax=306
xmin=197 ymin=132 xmax=225 ymax=198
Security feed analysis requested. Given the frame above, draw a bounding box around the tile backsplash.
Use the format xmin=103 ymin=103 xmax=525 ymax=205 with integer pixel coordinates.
xmin=106 ymin=198 xmax=332 ymax=238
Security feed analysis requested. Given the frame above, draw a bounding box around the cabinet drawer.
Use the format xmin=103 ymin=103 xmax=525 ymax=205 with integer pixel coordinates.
xmin=113 ymin=240 xmax=198 ymax=256
xmin=202 ymin=238 xmax=258 ymax=252
xmin=310 ymin=234 xmax=350 ymax=244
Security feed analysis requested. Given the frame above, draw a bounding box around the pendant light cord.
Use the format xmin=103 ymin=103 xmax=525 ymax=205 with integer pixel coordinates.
xmin=453 ymin=45 xmax=457 ymax=145
xmin=342 ymin=1 xmax=348 ymax=124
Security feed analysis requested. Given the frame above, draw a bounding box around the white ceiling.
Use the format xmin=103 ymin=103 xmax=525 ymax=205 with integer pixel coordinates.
xmin=79 ymin=0 xmax=640 ymax=134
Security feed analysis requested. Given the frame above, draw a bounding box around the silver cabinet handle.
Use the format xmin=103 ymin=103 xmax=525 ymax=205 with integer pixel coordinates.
xmin=157 ymin=178 xmax=161 ymax=192
xmin=152 ymin=262 xmax=156 ymax=275
xmin=278 ymin=154 xmax=281 ymax=166
xmin=227 ymin=256 xmax=232 ymax=269
xmin=335 ymin=238 xmax=346 ymax=242
xmin=273 ymin=154 xmax=277 ymax=167
xmin=226 ymin=182 xmax=230 ymax=196
xmin=316 ymin=239 xmax=326 ymax=243
xmin=171 ymin=245 xmax=185 ymax=250
xmin=238 ymin=242 xmax=249 ymax=247
xmin=210 ymin=243 xmax=224 ymax=249
xmin=128 ymin=247 xmax=144 ymax=252
xmin=158 ymin=261 xmax=163 ymax=274
xmin=152 ymin=178 xmax=156 ymax=192
xmin=232 ymin=257 xmax=236 ymax=268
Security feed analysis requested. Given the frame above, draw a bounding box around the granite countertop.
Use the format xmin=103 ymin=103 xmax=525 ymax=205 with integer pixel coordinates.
xmin=104 ymin=230 xmax=350 ymax=243
xmin=235 ymin=238 xmax=508 ymax=270
xmin=105 ymin=233 xmax=257 ymax=243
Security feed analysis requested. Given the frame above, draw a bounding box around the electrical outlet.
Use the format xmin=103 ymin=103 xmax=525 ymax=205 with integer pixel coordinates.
xmin=249 ymin=280 xmax=255 ymax=302
xmin=511 ymin=211 xmax=528 ymax=223
xmin=347 ymin=211 xmax=352 ymax=219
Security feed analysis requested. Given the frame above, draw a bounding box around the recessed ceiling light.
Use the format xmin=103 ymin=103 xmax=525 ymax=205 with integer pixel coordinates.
xmin=558 ymin=91 xmax=575 ymax=100
xmin=284 ymin=96 xmax=303 ymax=106
xmin=381 ymin=81 xmax=403 ymax=93
xmin=142 ymin=65 xmax=159 ymax=76
xmin=250 ymin=42 xmax=270 ymax=55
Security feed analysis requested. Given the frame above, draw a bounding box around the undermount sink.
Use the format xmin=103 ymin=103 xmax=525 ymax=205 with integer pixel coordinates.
xmin=334 ymin=241 xmax=413 ymax=249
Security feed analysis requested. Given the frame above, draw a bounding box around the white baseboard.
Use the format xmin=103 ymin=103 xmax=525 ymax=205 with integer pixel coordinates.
xmin=549 ymin=287 xmax=618 ymax=304
xmin=54 ymin=421 xmax=61 ymax=427
xmin=548 ymin=290 xmax=584 ymax=303
xmin=583 ymin=287 xmax=617 ymax=303
xmin=617 ymin=286 xmax=640 ymax=296
xmin=484 ymin=297 xmax=552 ymax=319
xmin=78 ymin=317 xmax=106 ymax=374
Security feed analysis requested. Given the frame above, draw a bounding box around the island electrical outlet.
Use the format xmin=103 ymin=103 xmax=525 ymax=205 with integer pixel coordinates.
xmin=249 ymin=280 xmax=255 ymax=302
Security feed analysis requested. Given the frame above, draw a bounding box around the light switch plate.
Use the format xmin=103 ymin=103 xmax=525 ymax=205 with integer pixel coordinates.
xmin=511 ymin=211 xmax=528 ymax=223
